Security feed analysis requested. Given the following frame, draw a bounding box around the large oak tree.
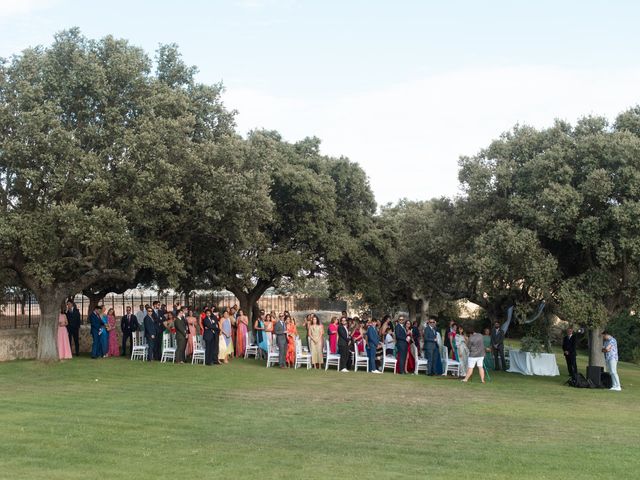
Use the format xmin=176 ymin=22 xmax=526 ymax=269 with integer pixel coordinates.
xmin=0 ymin=29 xmax=256 ymax=360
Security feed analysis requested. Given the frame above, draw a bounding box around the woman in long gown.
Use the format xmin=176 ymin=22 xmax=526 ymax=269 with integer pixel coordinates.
xmin=236 ymin=309 xmax=248 ymax=357
xmin=107 ymin=308 xmax=120 ymax=357
xmin=455 ymin=325 xmax=469 ymax=377
xmin=185 ymin=309 xmax=199 ymax=359
xmin=220 ymin=310 xmax=233 ymax=362
xmin=328 ymin=317 xmax=338 ymax=354
xmin=100 ymin=306 xmax=109 ymax=356
xmin=352 ymin=323 xmax=366 ymax=354
xmin=285 ymin=315 xmax=297 ymax=368
xmin=255 ymin=315 xmax=268 ymax=354
xmin=264 ymin=313 xmax=274 ymax=348
xmin=482 ymin=328 xmax=493 ymax=371
xmin=57 ymin=309 xmax=72 ymax=360
xmin=448 ymin=326 xmax=457 ymax=360
xmin=434 ymin=330 xmax=444 ymax=375
xmin=308 ymin=315 xmax=323 ymax=369
xmin=396 ymin=320 xmax=416 ymax=373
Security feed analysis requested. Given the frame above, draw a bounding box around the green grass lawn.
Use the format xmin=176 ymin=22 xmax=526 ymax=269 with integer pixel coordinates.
xmin=0 ymin=350 xmax=638 ymax=480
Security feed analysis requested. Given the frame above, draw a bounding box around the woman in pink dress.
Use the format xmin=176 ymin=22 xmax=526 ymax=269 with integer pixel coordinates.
xmin=328 ymin=317 xmax=338 ymax=354
xmin=57 ymin=309 xmax=72 ymax=360
xmin=106 ymin=308 xmax=120 ymax=357
xmin=236 ymin=309 xmax=248 ymax=357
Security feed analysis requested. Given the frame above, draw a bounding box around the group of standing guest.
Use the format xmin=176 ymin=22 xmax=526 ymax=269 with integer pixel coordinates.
xmin=55 ymin=302 xmax=622 ymax=391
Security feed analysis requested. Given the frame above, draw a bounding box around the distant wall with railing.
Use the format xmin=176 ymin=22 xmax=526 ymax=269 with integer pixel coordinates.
xmin=0 ymin=291 xmax=347 ymax=329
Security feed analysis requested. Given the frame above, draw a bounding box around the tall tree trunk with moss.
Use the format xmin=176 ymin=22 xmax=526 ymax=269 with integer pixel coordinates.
xmin=34 ymin=291 xmax=65 ymax=361
xmin=588 ymin=327 xmax=605 ymax=367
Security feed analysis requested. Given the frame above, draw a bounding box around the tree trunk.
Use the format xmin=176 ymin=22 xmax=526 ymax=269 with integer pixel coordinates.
xmin=588 ymin=327 xmax=605 ymax=367
xmin=235 ymin=291 xmax=251 ymax=324
xmin=36 ymin=292 xmax=64 ymax=361
xmin=420 ymin=297 xmax=430 ymax=324
xmin=86 ymin=293 xmax=105 ymax=317
xmin=408 ymin=301 xmax=417 ymax=325
xmin=543 ymin=312 xmax=553 ymax=353
xmin=229 ymin=279 xmax=273 ymax=329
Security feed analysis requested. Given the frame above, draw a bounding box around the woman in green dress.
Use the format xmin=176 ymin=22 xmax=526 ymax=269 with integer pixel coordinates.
xmin=482 ymin=328 xmax=493 ymax=370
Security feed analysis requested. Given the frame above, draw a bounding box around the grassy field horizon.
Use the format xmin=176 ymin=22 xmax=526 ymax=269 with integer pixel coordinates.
xmin=0 ymin=349 xmax=638 ymax=479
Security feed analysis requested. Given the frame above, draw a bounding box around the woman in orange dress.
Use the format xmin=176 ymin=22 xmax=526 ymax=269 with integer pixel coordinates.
xmin=235 ymin=309 xmax=248 ymax=357
xmin=285 ymin=315 xmax=297 ymax=368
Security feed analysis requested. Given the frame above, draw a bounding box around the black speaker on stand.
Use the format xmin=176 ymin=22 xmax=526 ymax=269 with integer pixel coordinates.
xmin=587 ymin=366 xmax=603 ymax=387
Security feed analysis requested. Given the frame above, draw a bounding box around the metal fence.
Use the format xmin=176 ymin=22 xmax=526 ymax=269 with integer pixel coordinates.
xmin=0 ymin=291 xmax=347 ymax=329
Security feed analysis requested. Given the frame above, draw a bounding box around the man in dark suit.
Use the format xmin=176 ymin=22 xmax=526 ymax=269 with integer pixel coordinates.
xmin=491 ymin=321 xmax=506 ymax=371
xmin=338 ymin=316 xmax=351 ymax=372
xmin=366 ymin=319 xmax=381 ymax=373
xmin=395 ymin=316 xmax=408 ymax=374
xmin=174 ymin=307 xmax=187 ymax=363
xmin=152 ymin=301 xmax=164 ymax=360
xmin=202 ymin=309 xmax=220 ymax=365
xmin=89 ymin=305 xmax=104 ymax=359
xmin=424 ymin=318 xmax=439 ymax=376
xmin=120 ymin=306 xmax=139 ymax=357
xmin=562 ymin=326 xmax=582 ymax=379
xmin=143 ymin=307 xmax=157 ymax=361
xmin=65 ymin=300 xmax=81 ymax=356
xmin=274 ymin=314 xmax=287 ymax=368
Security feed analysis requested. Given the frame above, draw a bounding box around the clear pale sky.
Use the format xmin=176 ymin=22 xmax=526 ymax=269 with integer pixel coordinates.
xmin=2 ymin=0 xmax=640 ymax=205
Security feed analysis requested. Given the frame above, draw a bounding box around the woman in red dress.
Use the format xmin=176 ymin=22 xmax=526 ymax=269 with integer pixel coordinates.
xmin=396 ymin=320 xmax=416 ymax=374
xmin=351 ymin=322 xmax=366 ymax=354
xmin=328 ymin=317 xmax=338 ymax=354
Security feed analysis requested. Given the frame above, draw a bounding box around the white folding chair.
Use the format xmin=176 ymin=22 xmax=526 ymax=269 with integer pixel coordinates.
xmin=160 ymin=333 xmax=176 ymax=363
xmin=266 ymin=338 xmax=280 ymax=368
xmin=245 ymin=331 xmax=260 ymax=359
xmin=294 ymin=337 xmax=312 ymax=370
xmin=191 ymin=336 xmax=205 ymax=365
xmin=324 ymin=339 xmax=341 ymax=371
xmin=353 ymin=344 xmax=369 ymax=372
xmin=130 ymin=331 xmax=147 ymax=361
xmin=381 ymin=352 xmax=397 ymax=374
xmin=412 ymin=343 xmax=429 ymax=375
xmin=441 ymin=346 xmax=460 ymax=377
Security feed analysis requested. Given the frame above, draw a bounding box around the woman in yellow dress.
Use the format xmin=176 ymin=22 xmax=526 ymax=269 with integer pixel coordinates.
xmin=308 ymin=314 xmax=324 ymax=369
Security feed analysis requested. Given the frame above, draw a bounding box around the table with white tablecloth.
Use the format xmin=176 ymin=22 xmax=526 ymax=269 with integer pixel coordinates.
xmin=506 ymin=349 xmax=560 ymax=376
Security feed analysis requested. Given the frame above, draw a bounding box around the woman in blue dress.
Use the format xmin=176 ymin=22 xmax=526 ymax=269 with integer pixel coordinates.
xmin=100 ymin=306 xmax=109 ymax=356
xmin=254 ymin=315 xmax=268 ymax=354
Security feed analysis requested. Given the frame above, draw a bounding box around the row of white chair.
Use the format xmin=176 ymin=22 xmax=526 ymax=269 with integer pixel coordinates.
xmin=131 ymin=330 xmax=484 ymax=377
xmin=132 ymin=331 xmax=261 ymax=365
